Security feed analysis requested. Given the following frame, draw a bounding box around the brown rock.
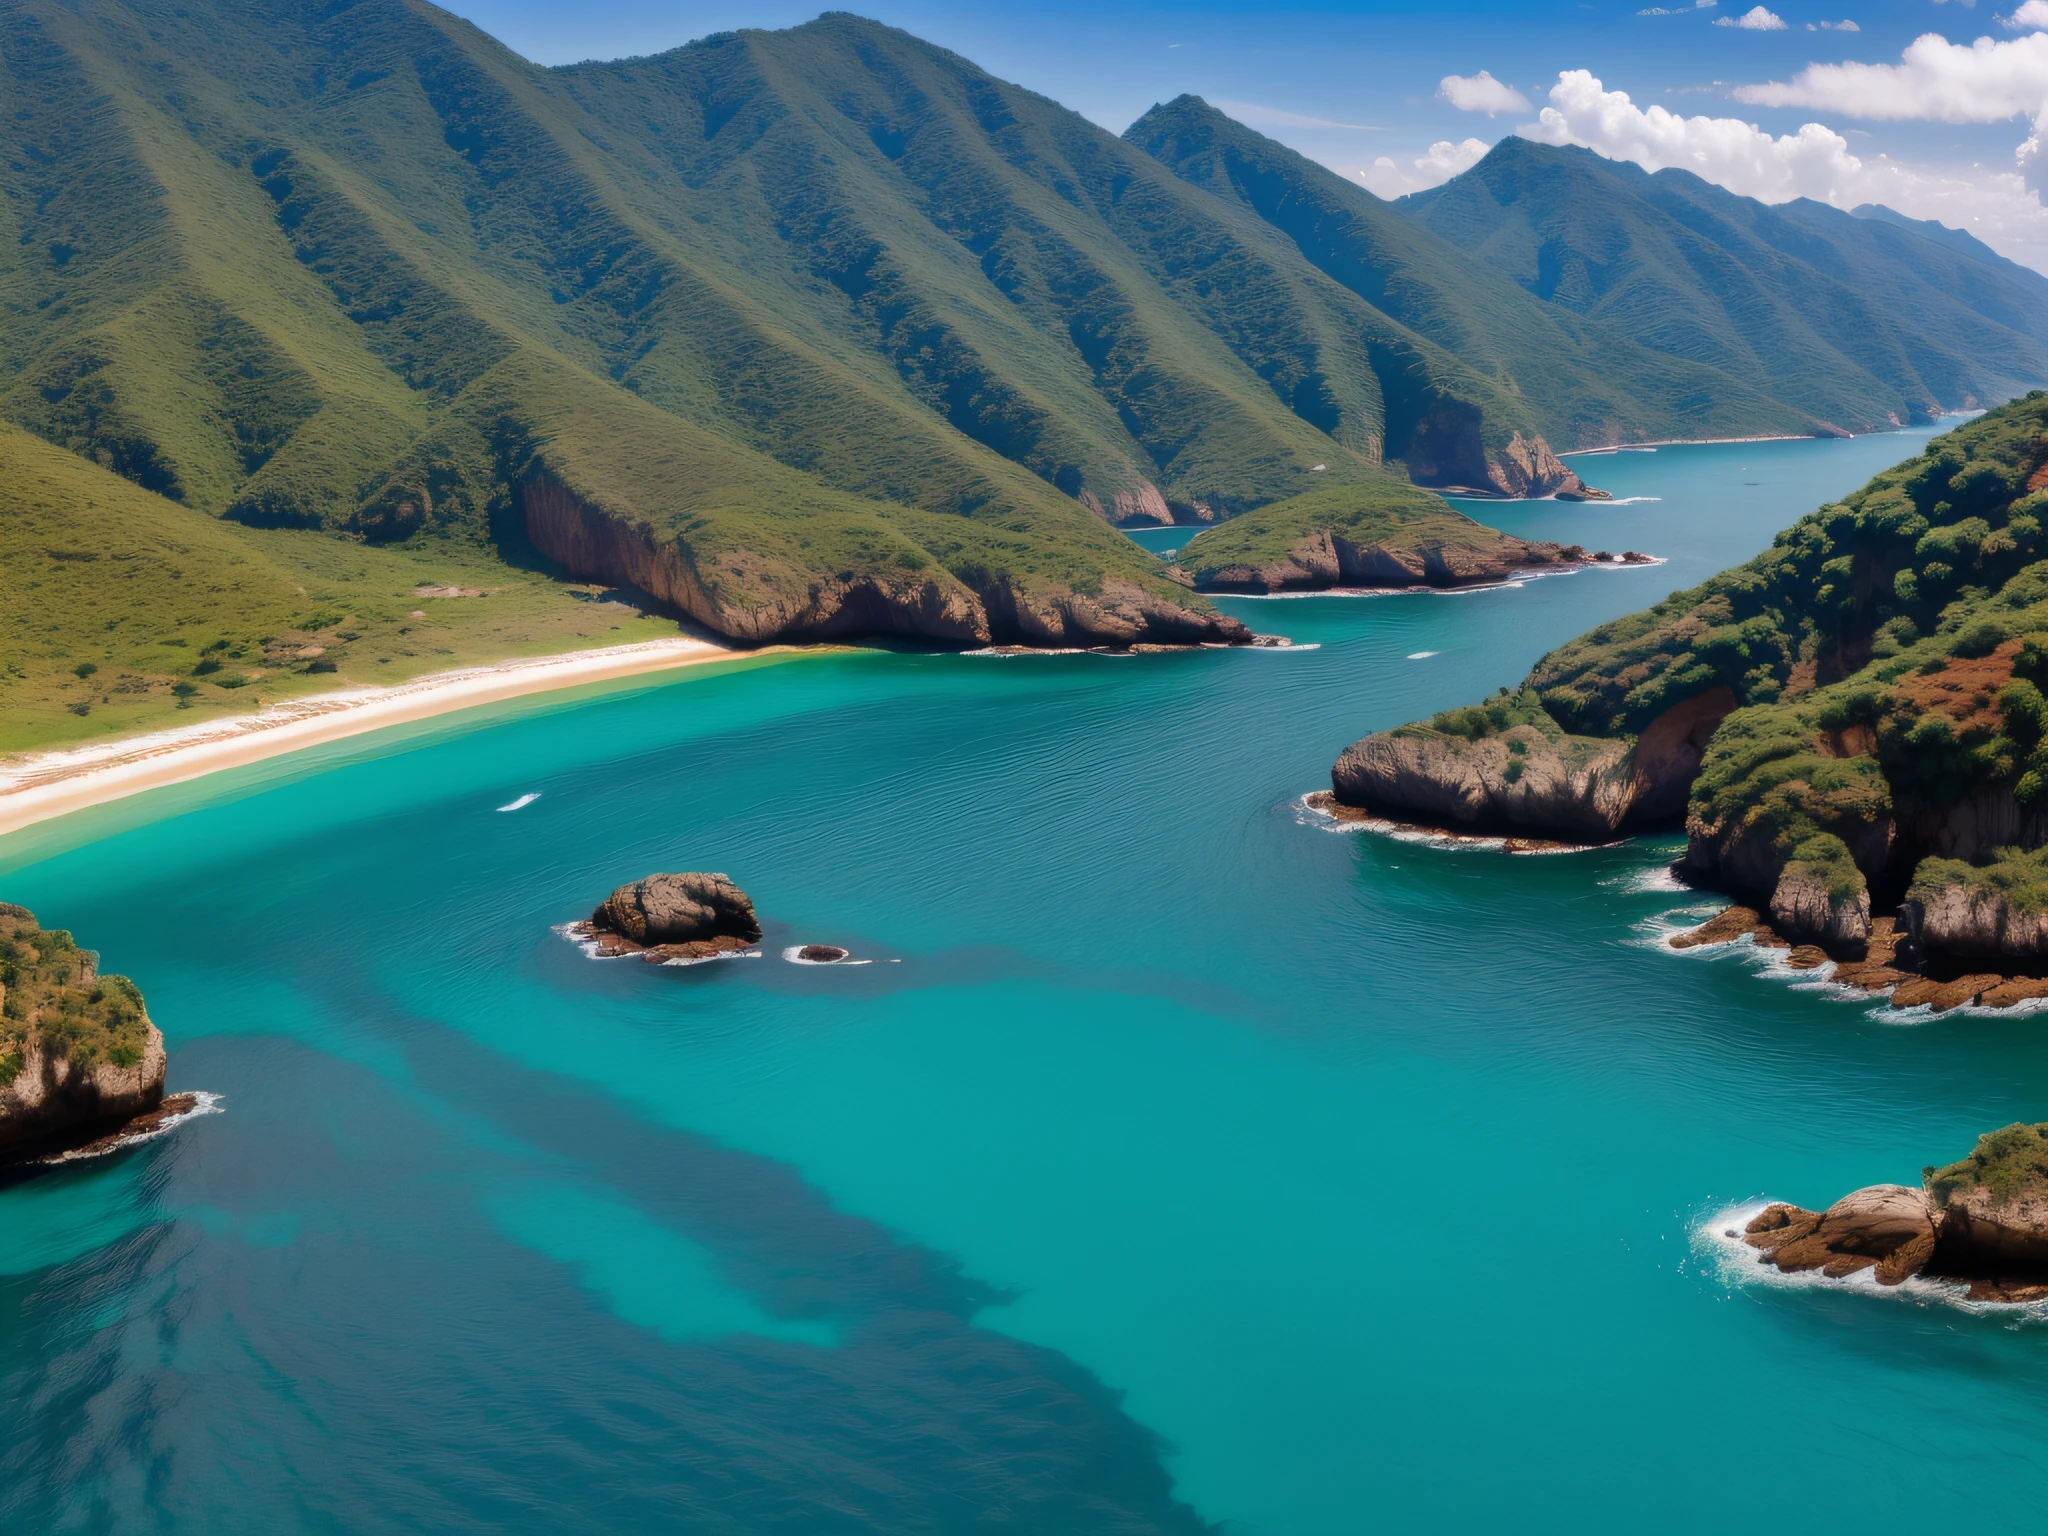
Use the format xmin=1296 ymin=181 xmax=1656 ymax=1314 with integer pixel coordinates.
xmin=1786 ymin=945 xmax=1830 ymax=970
xmin=592 ymin=872 xmax=763 ymax=946
xmin=1889 ymin=974 xmax=2001 ymax=1011
xmin=1743 ymin=1184 xmax=1937 ymax=1285
xmin=1769 ymin=864 xmax=1870 ymax=952
xmin=1977 ymin=977 xmax=2048 ymax=1009
xmin=1828 ymin=963 xmax=1906 ymax=992
xmin=796 ymin=944 xmax=850 ymax=963
xmin=1670 ymin=906 xmax=1770 ymax=949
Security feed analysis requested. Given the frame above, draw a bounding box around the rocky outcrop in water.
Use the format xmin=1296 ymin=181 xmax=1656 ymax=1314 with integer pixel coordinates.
xmin=1743 ymin=1185 xmax=1938 ymax=1285
xmin=1489 ymin=432 xmax=1610 ymax=501
xmin=1192 ymin=533 xmax=1602 ymax=596
xmin=570 ymin=873 xmax=764 ymax=963
xmin=523 ymin=474 xmax=1250 ymax=649
xmin=1744 ymin=1124 xmax=2048 ymax=1302
xmin=1403 ymin=404 xmax=1608 ymax=500
xmin=1330 ymin=687 xmax=1735 ymax=841
xmin=0 ymin=904 xmax=167 ymax=1159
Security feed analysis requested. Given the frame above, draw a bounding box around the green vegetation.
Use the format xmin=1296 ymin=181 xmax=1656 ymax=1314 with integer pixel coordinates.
xmin=1127 ymin=98 xmax=1808 ymax=454
xmin=1172 ymin=475 xmax=1519 ymax=585
xmin=1782 ymin=833 xmax=1866 ymax=904
xmin=1351 ymin=393 xmax=2048 ymax=897
xmin=1926 ymin=1124 xmax=2048 ymax=1208
xmin=1909 ymin=848 xmax=2048 ymax=918
xmin=1401 ymin=138 xmax=2048 ymax=433
xmin=0 ymin=903 xmax=150 ymax=1080
xmin=4 ymin=1 xmax=2042 ymax=719
xmin=0 ymin=421 xmax=679 ymax=752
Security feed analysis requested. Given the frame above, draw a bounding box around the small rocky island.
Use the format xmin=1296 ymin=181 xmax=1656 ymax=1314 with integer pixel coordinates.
xmin=1 ymin=903 xmax=184 ymax=1162
xmin=1741 ymin=1124 xmax=2048 ymax=1302
xmin=567 ymin=873 xmax=765 ymax=963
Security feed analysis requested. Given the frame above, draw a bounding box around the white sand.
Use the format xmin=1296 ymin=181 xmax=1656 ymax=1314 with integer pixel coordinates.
xmin=0 ymin=636 xmax=741 ymax=838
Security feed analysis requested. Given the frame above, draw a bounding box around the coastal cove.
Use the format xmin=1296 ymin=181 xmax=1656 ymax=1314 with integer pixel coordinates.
xmin=14 ymin=429 xmax=2048 ymax=1531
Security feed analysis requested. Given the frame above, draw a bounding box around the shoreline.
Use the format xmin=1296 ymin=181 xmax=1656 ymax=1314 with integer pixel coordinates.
xmin=0 ymin=636 xmax=745 ymax=840
xmin=1559 ymin=433 xmax=1826 ymax=457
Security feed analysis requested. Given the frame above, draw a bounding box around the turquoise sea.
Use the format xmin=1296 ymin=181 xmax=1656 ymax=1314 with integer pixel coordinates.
xmin=12 ymin=427 xmax=2048 ymax=1533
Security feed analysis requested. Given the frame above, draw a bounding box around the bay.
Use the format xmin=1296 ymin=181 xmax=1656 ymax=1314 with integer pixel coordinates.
xmin=12 ymin=426 xmax=2048 ymax=1534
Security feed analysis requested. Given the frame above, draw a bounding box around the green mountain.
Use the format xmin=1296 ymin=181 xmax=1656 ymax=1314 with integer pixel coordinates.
xmin=1124 ymin=96 xmax=1810 ymax=459
xmin=1401 ymin=138 xmax=2048 ymax=433
xmin=6 ymin=2 xmax=2042 ymax=676
xmin=1327 ymin=393 xmax=2048 ymax=975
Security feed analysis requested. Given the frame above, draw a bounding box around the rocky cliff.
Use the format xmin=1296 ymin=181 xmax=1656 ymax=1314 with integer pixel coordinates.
xmin=1403 ymin=404 xmax=1609 ymax=500
xmin=1330 ymin=686 xmax=1733 ymax=840
xmin=1176 ymin=474 xmax=1645 ymax=596
xmin=1327 ymin=394 xmax=2048 ymax=973
xmin=1744 ymin=1122 xmax=2048 ymax=1302
xmin=0 ymin=904 xmax=166 ymax=1157
xmin=523 ymin=475 xmax=1251 ymax=649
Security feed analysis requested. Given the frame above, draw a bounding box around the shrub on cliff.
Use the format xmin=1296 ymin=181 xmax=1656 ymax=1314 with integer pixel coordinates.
xmin=0 ymin=905 xmax=151 ymax=1079
xmin=1925 ymin=1123 xmax=2048 ymax=1208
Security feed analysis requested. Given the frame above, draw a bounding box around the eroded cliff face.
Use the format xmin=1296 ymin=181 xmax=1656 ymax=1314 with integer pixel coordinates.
xmin=1769 ymin=866 xmax=1871 ymax=950
xmin=1330 ymin=688 xmax=1735 ymax=839
xmin=0 ymin=1024 xmax=166 ymax=1155
xmin=1402 ymin=400 xmax=1605 ymax=500
xmin=1902 ymin=881 xmax=2048 ymax=963
xmin=1078 ymin=482 xmax=1175 ymax=527
xmin=522 ymin=475 xmax=1249 ymax=648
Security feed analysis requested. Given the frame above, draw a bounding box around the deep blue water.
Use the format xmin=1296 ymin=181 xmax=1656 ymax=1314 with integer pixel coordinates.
xmin=14 ymin=427 xmax=2048 ymax=1533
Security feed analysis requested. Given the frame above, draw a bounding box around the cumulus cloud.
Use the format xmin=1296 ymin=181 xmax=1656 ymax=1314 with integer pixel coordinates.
xmin=1638 ymin=0 xmax=1717 ymax=14
xmin=1358 ymin=139 xmax=1493 ymax=197
xmin=1528 ymin=71 xmax=1862 ymax=198
xmin=1521 ymin=69 xmax=2048 ymax=269
xmin=1807 ymin=20 xmax=1861 ymax=31
xmin=1715 ymin=5 xmax=1790 ymax=28
xmin=1734 ymin=31 xmax=2048 ymax=121
xmin=1438 ymin=70 xmax=1531 ymax=115
xmin=2002 ymin=0 xmax=2048 ymax=29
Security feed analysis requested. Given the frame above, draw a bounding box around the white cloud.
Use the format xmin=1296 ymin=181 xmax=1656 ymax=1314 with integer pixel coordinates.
xmin=1638 ymin=0 xmax=1718 ymax=14
xmin=1734 ymin=31 xmax=2048 ymax=121
xmin=2002 ymin=0 xmax=2048 ymax=29
xmin=1438 ymin=71 xmax=1532 ymax=115
xmin=1715 ymin=6 xmax=1790 ymax=28
xmin=1358 ymin=138 xmax=1493 ymax=197
xmin=1520 ymin=69 xmax=2048 ymax=270
xmin=1807 ymin=20 xmax=1861 ymax=32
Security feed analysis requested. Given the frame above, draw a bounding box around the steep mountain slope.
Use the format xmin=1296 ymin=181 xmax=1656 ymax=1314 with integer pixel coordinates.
xmin=1125 ymin=96 xmax=1810 ymax=456
xmin=1327 ymin=394 xmax=2048 ymax=977
xmin=1402 ymin=139 xmax=2048 ymax=433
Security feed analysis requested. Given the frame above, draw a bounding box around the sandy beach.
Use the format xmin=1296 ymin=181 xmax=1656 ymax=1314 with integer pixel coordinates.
xmin=0 ymin=636 xmax=744 ymax=839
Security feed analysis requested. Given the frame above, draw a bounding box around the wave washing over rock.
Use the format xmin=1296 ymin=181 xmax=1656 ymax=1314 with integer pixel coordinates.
xmin=1703 ymin=1123 xmax=2048 ymax=1308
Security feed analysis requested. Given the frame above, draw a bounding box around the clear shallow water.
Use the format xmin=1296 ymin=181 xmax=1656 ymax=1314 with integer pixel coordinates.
xmin=13 ymin=428 xmax=2048 ymax=1533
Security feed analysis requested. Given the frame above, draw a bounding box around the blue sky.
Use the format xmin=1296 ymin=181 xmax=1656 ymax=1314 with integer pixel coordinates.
xmin=443 ymin=0 xmax=2048 ymax=268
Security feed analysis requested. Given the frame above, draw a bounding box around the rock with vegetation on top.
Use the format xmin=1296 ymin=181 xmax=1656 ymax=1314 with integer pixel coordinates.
xmin=1767 ymin=834 xmax=1871 ymax=951
xmin=1924 ymin=1124 xmax=2048 ymax=1283
xmin=1743 ymin=1123 xmax=2048 ymax=1301
xmin=1325 ymin=393 xmax=2048 ymax=930
xmin=1903 ymin=849 xmax=2048 ymax=963
xmin=0 ymin=904 xmax=166 ymax=1157
xmin=1330 ymin=685 xmax=1734 ymax=841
